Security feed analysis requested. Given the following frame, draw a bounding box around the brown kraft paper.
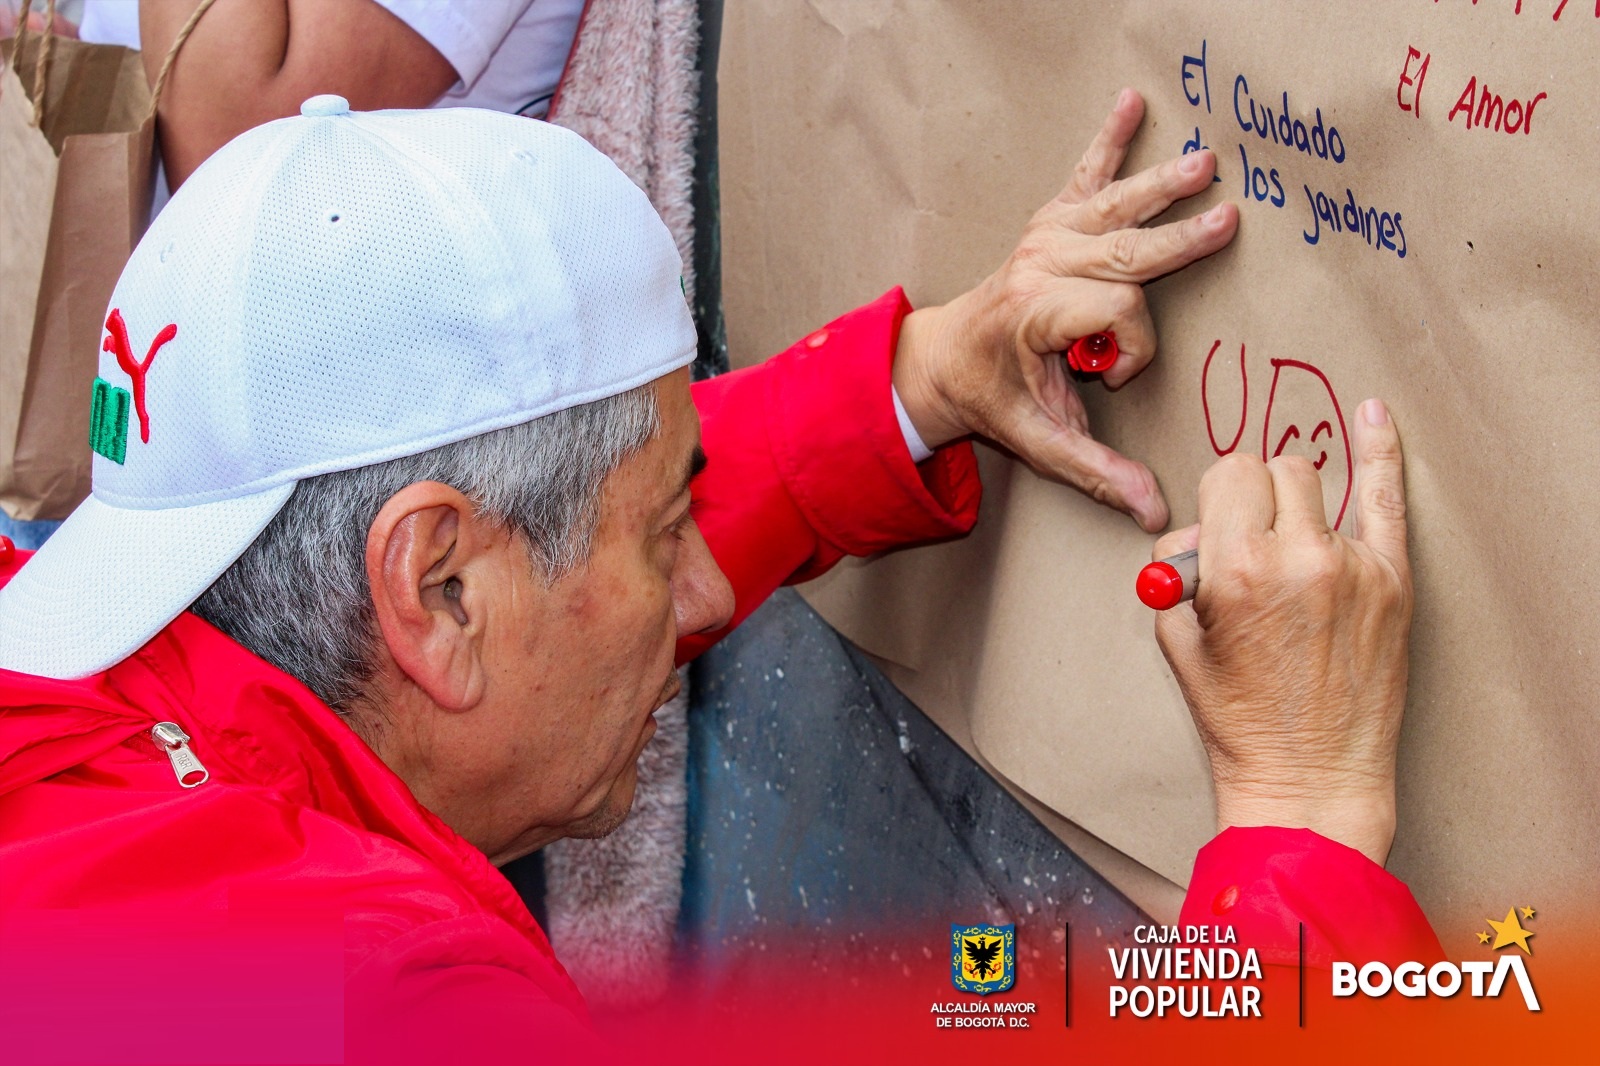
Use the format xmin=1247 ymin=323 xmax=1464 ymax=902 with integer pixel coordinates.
xmin=718 ymin=0 xmax=1600 ymax=944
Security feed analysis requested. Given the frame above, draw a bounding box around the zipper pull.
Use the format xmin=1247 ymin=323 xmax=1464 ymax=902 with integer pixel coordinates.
xmin=150 ymin=722 xmax=209 ymax=789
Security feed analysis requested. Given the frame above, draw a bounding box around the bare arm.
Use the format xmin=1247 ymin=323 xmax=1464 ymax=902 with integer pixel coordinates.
xmin=140 ymin=0 xmax=458 ymax=188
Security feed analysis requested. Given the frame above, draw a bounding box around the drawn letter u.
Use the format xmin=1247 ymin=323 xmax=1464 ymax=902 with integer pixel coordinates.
xmin=1201 ymin=339 xmax=1248 ymax=456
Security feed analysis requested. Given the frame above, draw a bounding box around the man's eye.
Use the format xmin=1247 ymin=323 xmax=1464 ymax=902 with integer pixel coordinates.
xmin=661 ymin=514 xmax=693 ymax=547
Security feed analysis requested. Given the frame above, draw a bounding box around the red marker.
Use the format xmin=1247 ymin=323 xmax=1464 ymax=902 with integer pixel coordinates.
xmin=0 ymin=535 xmax=13 ymax=567
xmin=1137 ymin=548 xmax=1198 ymax=610
xmin=1066 ymin=332 xmax=1118 ymax=374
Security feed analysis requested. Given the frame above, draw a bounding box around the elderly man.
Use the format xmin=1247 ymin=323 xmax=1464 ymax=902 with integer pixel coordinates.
xmin=0 ymin=95 xmax=1434 ymax=1062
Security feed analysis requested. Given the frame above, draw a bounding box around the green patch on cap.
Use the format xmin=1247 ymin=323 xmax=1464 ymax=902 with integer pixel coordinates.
xmin=90 ymin=377 xmax=130 ymax=464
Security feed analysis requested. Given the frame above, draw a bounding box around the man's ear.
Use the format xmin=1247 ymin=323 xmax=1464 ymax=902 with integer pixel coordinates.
xmin=365 ymin=481 xmax=490 ymax=711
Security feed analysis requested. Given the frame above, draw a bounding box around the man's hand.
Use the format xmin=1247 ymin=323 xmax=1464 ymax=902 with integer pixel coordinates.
xmin=1153 ymin=399 xmax=1412 ymax=865
xmin=892 ymin=89 xmax=1238 ymax=533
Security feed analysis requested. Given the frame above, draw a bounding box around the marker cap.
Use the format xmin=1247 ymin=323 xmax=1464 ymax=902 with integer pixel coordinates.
xmin=1067 ymin=332 xmax=1118 ymax=374
xmin=1136 ymin=561 xmax=1185 ymax=611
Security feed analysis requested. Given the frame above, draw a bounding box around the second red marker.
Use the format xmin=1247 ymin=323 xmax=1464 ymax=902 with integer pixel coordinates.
xmin=1066 ymin=331 xmax=1118 ymax=374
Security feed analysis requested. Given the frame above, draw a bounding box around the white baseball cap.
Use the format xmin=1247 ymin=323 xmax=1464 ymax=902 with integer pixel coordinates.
xmin=0 ymin=95 xmax=696 ymax=680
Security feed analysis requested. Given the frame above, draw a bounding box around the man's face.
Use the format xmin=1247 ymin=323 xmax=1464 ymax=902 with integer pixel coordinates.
xmin=466 ymin=369 xmax=732 ymax=863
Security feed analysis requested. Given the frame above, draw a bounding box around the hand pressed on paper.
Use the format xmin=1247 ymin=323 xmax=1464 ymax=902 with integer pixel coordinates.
xmin=1153 ymin=399 xmax=1413 ymax=865
xmin=893 ymin=88 xmax=1239 ymax=533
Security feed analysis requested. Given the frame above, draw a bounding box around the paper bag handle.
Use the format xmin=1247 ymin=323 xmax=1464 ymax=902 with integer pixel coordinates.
xmin=144 ymin=0 xmax=222 ymax=123
xmin=13 ymin=0 xmax=57 ymax=126
xmin=13 ymin=0 xmax=221 ymax=127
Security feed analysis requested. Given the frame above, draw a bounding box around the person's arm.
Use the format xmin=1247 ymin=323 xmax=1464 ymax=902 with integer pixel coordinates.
xmin=1179 ymin=826 xmax=1441 ymax=968
xmin=1157 ymin=400 xmax=1442 ymax=966
xmin=138 ymin=0 xmax=467 ymax=188
xmin=680 ymin=289 xmax=978 ymax=663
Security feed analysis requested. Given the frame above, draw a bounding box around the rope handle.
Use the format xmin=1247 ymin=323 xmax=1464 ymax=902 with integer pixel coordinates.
xmin=145 ymin=0 xmax=221 ymax=123
xmin=11 ymin=0 xmax=221 ymax=128
xmin=13 ymin=0 xmax=56 ymax=126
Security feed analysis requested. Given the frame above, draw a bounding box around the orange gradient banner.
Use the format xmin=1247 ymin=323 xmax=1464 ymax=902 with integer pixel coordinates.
xmin=605 ymin=924 xmax=1599 ymax=1065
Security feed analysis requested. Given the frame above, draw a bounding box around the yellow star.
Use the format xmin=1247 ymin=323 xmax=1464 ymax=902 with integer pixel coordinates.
xmin=1476 ymin=930 xmax=1491 ymax=945
xmin=1521 ymin=906 xmax=1536 ymax=920
xmin=1486 ymin=908 xmax=1535 ymax=955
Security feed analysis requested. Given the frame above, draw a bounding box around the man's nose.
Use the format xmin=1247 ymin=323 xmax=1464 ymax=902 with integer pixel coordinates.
xmin=674 ymin=520 xmax=735 ymax=637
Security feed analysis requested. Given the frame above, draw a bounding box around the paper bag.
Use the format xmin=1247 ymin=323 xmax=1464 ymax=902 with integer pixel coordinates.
xmin=0 ymin=30 xmax=155 ymax=520
xmin=719 ymin=0 xmax=1600 ymax=936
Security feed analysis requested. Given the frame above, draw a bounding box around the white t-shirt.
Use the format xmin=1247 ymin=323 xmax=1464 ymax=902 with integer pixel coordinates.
xmin=78 ymin=0 xmax=585 ymax=119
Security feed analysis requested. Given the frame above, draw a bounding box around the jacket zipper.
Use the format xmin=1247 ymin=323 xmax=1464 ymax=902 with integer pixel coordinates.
xmin=150 ymin=722 xmax=209 ymax=788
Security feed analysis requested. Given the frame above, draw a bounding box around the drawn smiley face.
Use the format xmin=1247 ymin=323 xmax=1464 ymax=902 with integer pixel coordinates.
xmin=1261 ymin=358 xmax=1352 ymax=530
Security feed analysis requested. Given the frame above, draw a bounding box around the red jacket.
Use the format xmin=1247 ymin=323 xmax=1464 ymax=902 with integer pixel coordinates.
xmin=0 ymin=290 xmax=1436 ymax=1062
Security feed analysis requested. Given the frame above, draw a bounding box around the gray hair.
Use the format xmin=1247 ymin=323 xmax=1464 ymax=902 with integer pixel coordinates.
xmin=191 ymin=385 xmax=659 ymax=713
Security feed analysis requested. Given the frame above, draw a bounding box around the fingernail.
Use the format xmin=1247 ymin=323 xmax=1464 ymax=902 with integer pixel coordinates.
xmin=1180 ymin=152 xmax=1204 ymax=176
xmin=1361 ymin=398 xmax=1389 ymax=426
xmin=1203 ymin=204 xmax=1228 ymax=227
